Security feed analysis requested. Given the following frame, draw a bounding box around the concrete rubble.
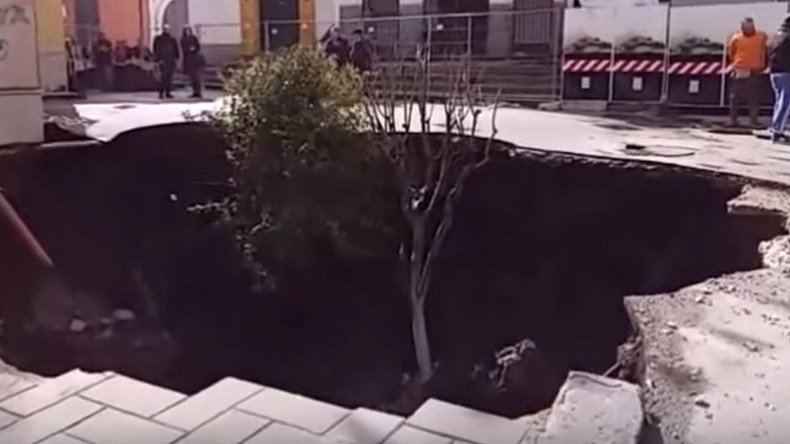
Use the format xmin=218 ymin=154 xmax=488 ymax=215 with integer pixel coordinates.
xmin=625 ymin=186 xmax=790 ymax=444
xmin=536 ymin=372 xmax=643 ymax=444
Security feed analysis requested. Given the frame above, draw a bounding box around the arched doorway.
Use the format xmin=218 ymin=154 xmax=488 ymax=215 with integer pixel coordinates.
xmin=150 ymin=0 xmax=188 ymax=37
xmin=162 ymin=0 xmax=189 ymax=38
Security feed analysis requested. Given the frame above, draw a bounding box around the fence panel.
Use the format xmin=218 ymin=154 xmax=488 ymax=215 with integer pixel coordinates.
xmin=560 ymin=1 xmax=789 ymax=107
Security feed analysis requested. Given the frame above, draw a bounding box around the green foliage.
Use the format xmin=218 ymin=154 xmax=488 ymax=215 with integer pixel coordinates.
xmin=203 ymin=46 xmax=397 ymax=284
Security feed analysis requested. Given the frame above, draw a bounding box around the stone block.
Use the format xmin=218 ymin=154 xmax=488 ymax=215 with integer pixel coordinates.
xmin=383 ymin=425 xmax=453 ymax=444
xmin=0 ymin=408 xmax=17 ymax=430
xmin=68 ymin=408 xmax=183 ymax=444
xmin=237 ymin=388 xmax=349 ymax=434
xmin=155 ymin=377 xmax=263 ymax=430
xmin=0 ymin=374 xmax=38 ymax=402
xmin=81 ymin=374 xmax=186 ymax=417
xmin=246 ymin=422 xmax=331 ymax=444
xmin=325 ymin=408 xmax=404 ymax=444
xmin=537 ymin=372 xmax=643 ymax=444
xmin=178 ymin=410 xmax=269 ymax=444
xmin=0 ymin=369 xmax=109 ymax=416
xmin=38 ymin=434 xmax=87 ymax=444
xmin=407 ymin=399 xmax=525 ymax=444
xmin=0 ymin=397 xmax=102 ymax=444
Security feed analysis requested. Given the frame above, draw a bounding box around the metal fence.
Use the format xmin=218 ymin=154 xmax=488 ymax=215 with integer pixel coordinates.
xmin=261 ymin=8 xmax=561 ymax=61
xmin=561 ymin=1 xmax=790 ymax=107
xmin=66 ymin=8 xmax=565 ymax=102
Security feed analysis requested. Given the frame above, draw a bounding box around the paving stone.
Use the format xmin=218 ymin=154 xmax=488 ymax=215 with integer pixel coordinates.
xmin=155 ymin=377 xmax=262 ymax=430
xmin=237 ymin=388 xmax=349 ymax=434
xmin=68 ymin=408 xmax=184 ymax=444
xmin=0 ymin=397 xmax=102 ymax=444
xmin=0 ymin=369 xmax=109 ymax=416
xmin=38 ymin=434 xmax=88 ymax=444
xmin=407 ymin=399 xmax=525 ymax=444
xmin=0 ymin=408 xmax=18 ymax=430
xmin=245 ymin=422 xmax=334 ymax=444
xmin=0 ymin=374 xmax=37 ymax=402
xmin=325 ymin=408 xmax=403 ymax=444
xmin=80 ymin=374 xmax=186 ymax=417
xmin=383 ymin=425 xmax=453 ymax=444
xmin=537 ymin=372 xmax=643 ymax=444
xmin=177 ymin=410 xmax=269 ymax=444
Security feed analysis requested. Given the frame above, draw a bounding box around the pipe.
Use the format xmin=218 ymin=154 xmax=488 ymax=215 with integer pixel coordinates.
xmin=0 ymin=192 xmax=53 ymax=269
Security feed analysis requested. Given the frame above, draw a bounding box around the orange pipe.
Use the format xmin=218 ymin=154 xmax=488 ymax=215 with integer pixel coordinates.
xmin=0 ymin=192 xmax=53 ymax=270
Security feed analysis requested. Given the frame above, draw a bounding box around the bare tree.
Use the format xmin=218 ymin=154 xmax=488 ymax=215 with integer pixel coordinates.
xmin=363 ymin=57 xmax=500 ymax=383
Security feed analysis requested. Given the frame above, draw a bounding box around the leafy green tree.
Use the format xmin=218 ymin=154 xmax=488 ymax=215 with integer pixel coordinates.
xmin=201 ymin=46 xmax=396 ymax=288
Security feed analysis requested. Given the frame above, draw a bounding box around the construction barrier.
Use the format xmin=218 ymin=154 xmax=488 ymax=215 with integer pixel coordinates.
xmin=562 ymin=54 xmax=611 ymax=101
xmin=611 ymin=54 xmax=664 ymax=102
xmin=667 ymin=56 xmax=725 ymax=106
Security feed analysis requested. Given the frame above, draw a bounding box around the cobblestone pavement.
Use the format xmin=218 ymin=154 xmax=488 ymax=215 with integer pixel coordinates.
xmin=44 ymin=93 xmax=790 ymax=188
xmin=0 ymin=368 xmax=545 ymax=444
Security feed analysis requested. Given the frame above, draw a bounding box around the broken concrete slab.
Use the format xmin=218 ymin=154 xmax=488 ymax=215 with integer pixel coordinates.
xmin=537 ymin=372 xmax=643 ymax=444
xmin=628 ymin=269 xmax=790 ymax=444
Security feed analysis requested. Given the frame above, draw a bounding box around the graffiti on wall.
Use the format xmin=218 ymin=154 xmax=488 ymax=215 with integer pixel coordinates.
xmin=0 ymin=3 xmax=29 ymax=26
xmin=0 ymin=3 xmax=31 ymax=63
xmin=0 ymin=0 xmax=38 ymax=88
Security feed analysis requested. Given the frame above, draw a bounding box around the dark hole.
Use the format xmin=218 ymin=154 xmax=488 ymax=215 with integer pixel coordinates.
xmin=0 ymin=125 xmax=784 ymax=418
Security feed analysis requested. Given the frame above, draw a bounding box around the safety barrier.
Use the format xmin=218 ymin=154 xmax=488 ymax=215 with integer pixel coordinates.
xmin=561 ymin=1 xmax=789 ymax=108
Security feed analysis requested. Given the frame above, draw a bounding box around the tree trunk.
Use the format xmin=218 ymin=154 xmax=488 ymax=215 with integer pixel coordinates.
xmin=409 ymin=221 xmax=433 ymax=383
xmin=411 ymin=297 xmax=433 ymax=383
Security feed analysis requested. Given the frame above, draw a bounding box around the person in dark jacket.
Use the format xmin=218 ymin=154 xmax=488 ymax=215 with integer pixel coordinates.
xmin=153 ymin=26 xmax=179 ymax=99
xmin=350 ymin=29 xmax=373 ymax=74
xmin=323 ymin=27 xmax=350 ymax=66
xmin=769 ymin=16 xmax=790 ymax=142
xmin=93 ymin=32 xmax=113 ymax=91
xmin=181 ymin=27 xmax=204 ymax=98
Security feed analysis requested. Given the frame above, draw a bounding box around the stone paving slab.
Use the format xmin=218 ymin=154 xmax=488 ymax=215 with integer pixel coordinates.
xmin=0 ymin=369 xmax=109 ymax=417
xmin=155 ymin=377 xmax=263 ymax=431
xmin=68 ymin=408 xmax=184 ymax=444
xmin=0 ymin=408 xmax=18 ymax=430
xmin=325 ymin=408 xmax=403 ymax=444
xmin=80 ymin=374 xmax=187 ymax=418
xmin=177 ymin=409 xmax=270 ymax=444
xmin=237 ymin=388 xmax=350 ymax=435
xmin=0 ymin=396 xmax=102 ymax=444
xmin=383 ymin=425 xmax=453 ymax=444
xmin=38 ymin=433 xmax=87 ymax=444
xmin=245 ymin=422 xmax=335 ymax=444
xmin=0 ymin=374 xmax=38 ymax=403
xmin=407 ymin=399 xmax=526 ymax=444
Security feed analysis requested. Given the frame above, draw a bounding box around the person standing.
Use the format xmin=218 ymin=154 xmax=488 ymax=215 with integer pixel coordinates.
xmin=323 ymin=27 xmax=350 ymax=66
xmin=350 ymin=30 xmax=373 ymax=75
xmin=92 ymin=32 xmax=113 ymax=91
xmin=153 ymin=25 xmax=179 ymax=99
xmin=727 ymin=17 xmax=768 ymax=128
xmin=768 ymin=17 xmax=790 ymax=142
xmin=181 ymin=28 xmax=204 ymax=98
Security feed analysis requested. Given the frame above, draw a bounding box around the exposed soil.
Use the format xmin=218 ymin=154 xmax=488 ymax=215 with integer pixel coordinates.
xmin=0 ymin=125 xmax=785 ymax=418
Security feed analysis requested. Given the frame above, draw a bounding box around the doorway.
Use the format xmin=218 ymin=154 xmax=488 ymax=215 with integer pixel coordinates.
xmin=426 ymin=0 xmax=489 ymax=56
xmin=260 ymin=0 xmax=299 ymax=50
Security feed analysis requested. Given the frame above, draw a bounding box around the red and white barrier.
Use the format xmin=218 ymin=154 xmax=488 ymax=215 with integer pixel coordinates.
xmin=563 ymin=58 xmax=771 ymax=75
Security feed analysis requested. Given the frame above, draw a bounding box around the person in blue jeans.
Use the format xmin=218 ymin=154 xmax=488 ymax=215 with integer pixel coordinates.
xmin=769 ymin=16 xmax=790 ymax=142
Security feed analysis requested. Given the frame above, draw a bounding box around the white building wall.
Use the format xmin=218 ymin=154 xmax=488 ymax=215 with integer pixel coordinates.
xmin=188 ymin=0 xmax=241 ymax=45
xmin=0 ymin=0 xmax=43 ymax=147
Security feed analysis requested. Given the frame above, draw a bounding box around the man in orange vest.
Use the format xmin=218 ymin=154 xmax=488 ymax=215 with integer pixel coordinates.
xmin=728 ymin=17 xmax=768 ymax=127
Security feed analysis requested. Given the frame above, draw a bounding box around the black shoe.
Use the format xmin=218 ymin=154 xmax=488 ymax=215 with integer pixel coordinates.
xmin=165 ymin=93 xmax=174 ymax=99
